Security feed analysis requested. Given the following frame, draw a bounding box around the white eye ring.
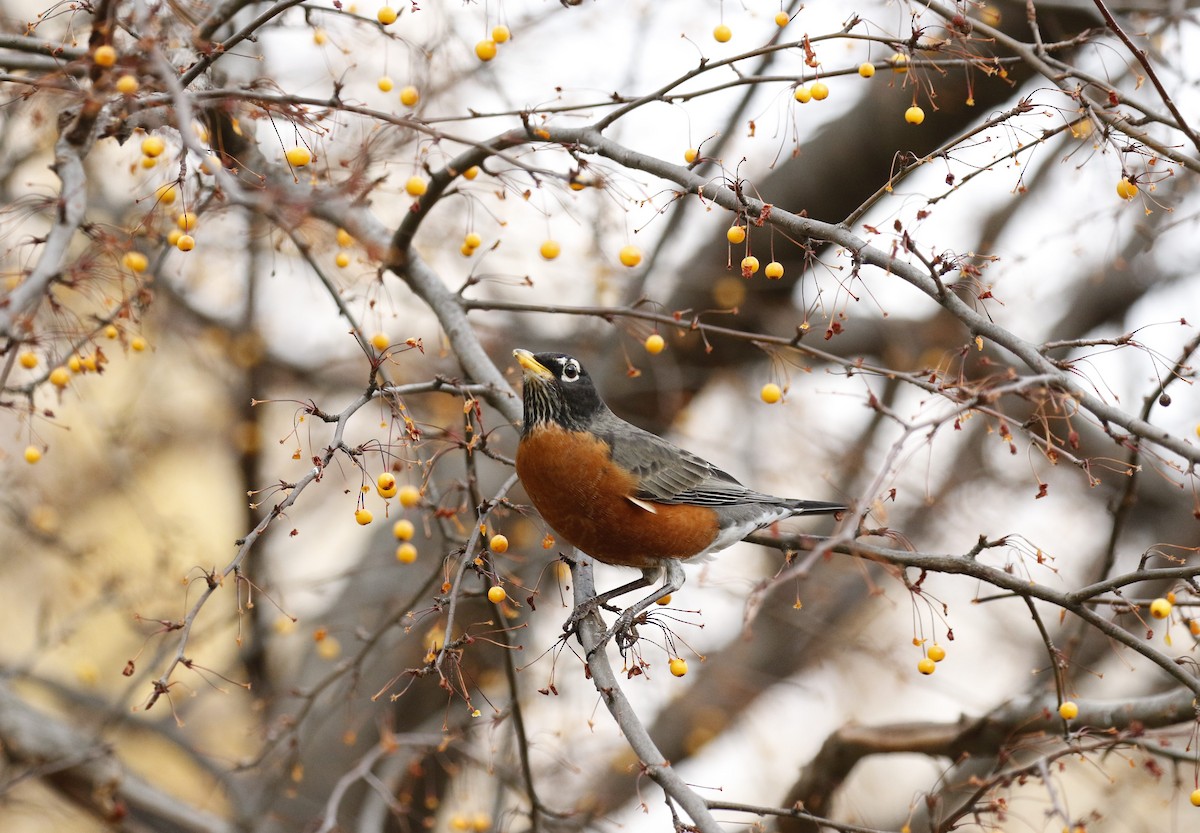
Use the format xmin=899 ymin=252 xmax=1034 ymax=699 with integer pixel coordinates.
xmin=560 ymin=360 xmax=581 ymax=382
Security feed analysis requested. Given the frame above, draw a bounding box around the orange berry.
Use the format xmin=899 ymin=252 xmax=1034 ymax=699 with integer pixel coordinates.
xmin=656 ymin=594 xmax=672 ymax=606
xmin=377 ymin=6 xmax=397 ymax=24
xmin=760 ymin=383 xmax=782 ymax=404
xmin=905 ymin=106 xmax=925 ymax=125
xmin=740 ymin=255 xmax=759 ymax=276
xmin=487 ymin=585 xmax=507 ymax=604
xmin=475 ymin=40 xmax=498 ymax=61
xmin=462 ymin=166 xmax=480 ymax=180
xmin=1190 ymin=788 xmax=1200 ymax=807
xmin=93 ymin=45 xmax=117 ymax=67
xmin=405 ymin=176 xmax=427 ymax=197
xmin=1058 ymin=701 xmax=1079 ymax=720
xmin=917 ymin=657 xmax=936 ymax=675
xmin=764 ymin=261 xmax=784 ymax=279
xmin=24 ymin=445 xmax=42 ymax=464
xmin=489 ymin=533 xmax=509 ymax=553
xmin=18 ymin=351 xmax=37 ymax=369
xmin=370 ymin=332 xmax=389 ymax=350
xmin=644 ymin=333 xmax=665 ymax=354
xmin=398 ymin=485 xmax=421 ymax=508
xmin=726 ymin=225 xmax=747 ymax=244
xmin=927 ymin=644 xmax=946 ymax=662
xmin=141 ymin=135 xmax=166 ymax=158
xmin=377 ymin=472 xmax=398 ymax=498
xmin=618 ymin=245 xmax=642 ymax=267
xmin=464 ymin=232 xmax=483 ymax=249
xmin=713 ymin=24 xmax=732 ymax=43
xmin=491 ymin=25 xmax=511 ymax=43
xmin=176 ymin=234 xmax=195 ymax=252
xmin=775 ymin=11 xmax=789 ymax=26
xmin=669 ymin=658 xmax=688 ymax=677
xmin=1117 ymin=177 xmax=1138 ymax=200
xmin=122 ymin=251 xmax=149 ymax=272
xmin=285 ymin=146 xmax=312 ymax=167
xmin=684 ymin=147 xmax=699 ymax=163
xmin=355 ymin=508 xmax=374 ymax=525
xmin=393 ymin=519 xmax=415 ymax=540
xmin=539 ymin=240 xmax=561 ymax=260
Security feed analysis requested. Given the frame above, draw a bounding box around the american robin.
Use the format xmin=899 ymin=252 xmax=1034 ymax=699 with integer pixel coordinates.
xmin=513 ymin=349 xmax=845 ymax=645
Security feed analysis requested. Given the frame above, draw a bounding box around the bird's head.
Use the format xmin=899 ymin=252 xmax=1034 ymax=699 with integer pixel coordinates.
xmin=513 ymin=349 xmax=604 ymax=432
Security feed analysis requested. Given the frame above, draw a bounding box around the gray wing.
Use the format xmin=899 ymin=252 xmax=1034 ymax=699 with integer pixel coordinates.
xmin=599 ymin=416 xmax=783 ymax=508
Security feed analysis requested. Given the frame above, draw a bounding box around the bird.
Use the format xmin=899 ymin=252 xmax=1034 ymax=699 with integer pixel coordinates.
xmin=512 ymin=348 xmax=846 ymax=648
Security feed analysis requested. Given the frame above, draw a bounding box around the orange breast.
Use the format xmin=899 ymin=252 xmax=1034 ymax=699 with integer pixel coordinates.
xmin=515 ymin=424 xmax=718 ymax=568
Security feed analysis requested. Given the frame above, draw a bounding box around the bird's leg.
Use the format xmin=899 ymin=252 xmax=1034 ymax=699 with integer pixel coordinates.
xmin=564 ymin=568 xmax=656 ymax=633
xmin=598 ymin=560 xmax=685 ymax=656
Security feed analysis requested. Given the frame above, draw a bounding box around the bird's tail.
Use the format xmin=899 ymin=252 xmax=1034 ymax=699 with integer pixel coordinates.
xmin=787 ymin=498 xmax=848 ymax=516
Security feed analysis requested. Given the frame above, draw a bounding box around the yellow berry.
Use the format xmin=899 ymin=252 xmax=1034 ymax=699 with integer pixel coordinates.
xmin=644 ymin=333 xmax=665 ymax=354
xmin=399 ymin=86 xmax=419 ymax=106
xmin=905 ymin=105 xmax=926 ymax=125
xmin=396 ymin=542 xmax=418 ymax=563
xmin=355 ymin=508 xmax=374 ymax=526
xmin=122 ymin=251 xmax=149 ymax=272
xmin=713 ymin=24 xmax=732 ymax=43
xmin=471 ymin=813 xmax=490 ymax=833
xmin=464 ymin=232 xmax=483 ymax=249
xmin=1191 ymin=788 xmax=1200 ymax=807
xmin=377 ymin=472 xmax=398 ymax=498
xmin=336 ymin=228 xmax=354 ymax=247
xmin=1117 ymin=177 xmax=1138 ymax=200
xmin=104 ymin=325 xmax=119 ymax=339
xmin=656 ymin=595 xmax=672 ymax=606
xmin=618 ymin=245 xmax=642 ymax=267
xmin=313 ymin=27 xmax=327 ymax=45
xmin=917 ymin=657 xmax=936 ymax=675
xmin=858 ymin=62 xmax=876 ymax=78
xmin=67 ymin=354 xmax=82 ymax=373
xmin=398 ymin=485 xmax=421 ymax=508
xmin=810 ymin=81 xmax=829 ymax=100
xmin=890 ymin=53 xmax=908 ymax=73
xmin=669 ymin=658 xmax=688 ymax=677
xmin=460 ymin=243 xmax=476 ymax=257
xmin=463 ymin=166 xmax=480 ymax=180
xmin=167 ymin=229 xmax=182 ymax=247
xmin=793 ymin=86 xmax=812 ymax=104
xmin=377 ymin=76 xmax=394 ymax=92
xmin=370 ymin=332 xmax=389 ymax=350
xmin=115 ymin=74 xmax=139 ymax=94
xmin=764 ymin=261 xmax=784 ymax=279
xmin=393 ymin=519 xmax=415 ymax=540
xmin=24 ymin=445 xmax=42 ymax=464
xmin=775 ymin=11 xmax=789 ymax=26
xmin=377 ymin=6 xmax=397 ymax=24
xmin=335 ymin=251 xmax=351 ymax=268
xmin=81 ymin=355 xmax=97 ymax=372
xmin=489 ymin=534 xmax=509 ymax=553
xmin=177 ymin=211 xmax=198 ymax=231
xmin=176 ymin=234 xmax=195 ymax=252
xmin=487 ymin=586 xmax=507 ymax=604
xmin=726 ymin=225 xmax=747 ymax=244
xmin=141 ymin=135 xmax=166 ymax=158
xmin=927 ymin=644 xmax=946 ymax=662
xmin=285 ymin=146 xmax=312 ymax=167
xmin=539 ymin=240 xmax=561 ymax=260
xmin=740 ymin=255 xmax=760 ymax=276
xmin=316 ymin=635 xmax=341 ymax=659
xmin=1150 ymin=597 xmax=1172 ymax=619
xmin=19 ymin=351 xmax=37 ymax=369
xmin=405 ymin=176 xmax=427 ymax=197
xmin=1058 ymin=701 xmax=1079 ymax=720
xmin=140 ymin=157 xmax=157 ymax=169
xmin=155 ymin=183 xmax=178 ymax=205
xmin=492 ymin=25 xmax=511 ymax=43
xmin=93 ymin=45 xmax=117 ymax=67
xmin=475 ymin=40 xmax=498 ymax=61
xmin=760 ymin=383 xmax=782 ymax=404
xmin=130 ymin=336 xmax=148 ymax=352
xmin=49 ymin=367 xmax=70 ymax=387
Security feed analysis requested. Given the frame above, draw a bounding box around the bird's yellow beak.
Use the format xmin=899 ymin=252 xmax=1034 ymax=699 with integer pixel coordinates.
xmin=513 ymin=349 xmax=554 ymax=381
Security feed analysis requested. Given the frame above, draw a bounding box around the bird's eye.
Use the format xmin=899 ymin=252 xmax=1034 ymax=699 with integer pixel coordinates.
xmin=560 ymin=361 xmax=580 ymax=382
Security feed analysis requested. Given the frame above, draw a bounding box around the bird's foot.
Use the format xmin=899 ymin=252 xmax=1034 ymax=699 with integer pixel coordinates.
xmin=585 ymin=610 xmax=640 ymax=660
xmin=562 ymin=599 xmax=622 ymax=633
